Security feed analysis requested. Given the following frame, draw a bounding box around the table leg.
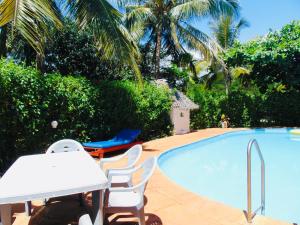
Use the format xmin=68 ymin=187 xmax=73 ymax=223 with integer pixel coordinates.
xmin=0 ymin=204 xmax=12 ymax=225
xmin=92 ymin=190 xmax=103 ymax=225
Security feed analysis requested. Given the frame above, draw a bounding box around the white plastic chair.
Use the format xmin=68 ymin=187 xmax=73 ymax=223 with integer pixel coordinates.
xmin=44 ymin=139 xmax=85 ymax=205
xmin=99 ymin=144 xmax=142 ymax=187
xmin=78 ymin=214 xmax=93 ymax=225
xmin=46 ymin=139 xmax=85 ymax=154
xmin=103 ymin=157 xmax=157 ymax=225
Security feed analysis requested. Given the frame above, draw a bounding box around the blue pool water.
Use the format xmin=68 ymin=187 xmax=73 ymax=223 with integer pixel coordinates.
xmin=158 ymin=129 xmax=300 ymax=223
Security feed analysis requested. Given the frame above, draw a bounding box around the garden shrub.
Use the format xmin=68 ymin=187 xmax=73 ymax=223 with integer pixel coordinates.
xmin=0 ymin=60 xmax=46 ymax=170
xmin=0 ymin=60 xmax=172 ymax=172
xmin=187 ymin=82 xmax=300 ymax=129
xmin=262 ymin=88 xmax=300 ymax=127
xmin=0 ymin=60 xmax=102 ymax=171
xmin=98 ymin=81 xmax=172 ymax=140
xmin=187 ymin=84 xmax=224 ymax=128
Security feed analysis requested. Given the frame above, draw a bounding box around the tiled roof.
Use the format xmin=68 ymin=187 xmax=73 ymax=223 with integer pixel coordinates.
xmin=172 ymin=91 xmax=199 ymax=110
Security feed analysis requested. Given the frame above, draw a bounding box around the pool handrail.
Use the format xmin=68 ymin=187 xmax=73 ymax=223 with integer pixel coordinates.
xmin=246 ymin=139 xmax=265 ymax=223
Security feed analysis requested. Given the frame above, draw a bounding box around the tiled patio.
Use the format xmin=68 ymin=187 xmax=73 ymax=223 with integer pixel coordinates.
xmin=11 ymin=128 xmax=290 ymax=225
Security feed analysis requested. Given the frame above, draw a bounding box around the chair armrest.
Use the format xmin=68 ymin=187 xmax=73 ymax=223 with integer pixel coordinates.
xmin=108 ymin=166 xmax=140 ymax=176
xmin=107 ymin=166 xmax=142 ymax=185
xmin=108 ymin=186 xmax=135 ymax=192
xmin=99 ymin=154 xmax=125 ymax=169
xmin=107 ymin=165 xmax=135 ymax=174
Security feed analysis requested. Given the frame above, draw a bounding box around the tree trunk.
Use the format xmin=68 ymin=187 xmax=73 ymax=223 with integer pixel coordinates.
xmin=154 ymin=27 xmax=162 ymax=78
xmin=0 ymin=25 xmax=8 ymax=58
xmin=36 ymin=53 xmax=45 ymax=73
xmin=224 ymin=71 xmax=231 ymax=95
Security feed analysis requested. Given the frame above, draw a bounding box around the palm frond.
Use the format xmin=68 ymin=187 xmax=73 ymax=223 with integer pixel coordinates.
xmin=210 ymin=14 xmax=249 ymax=49
xmin=0 ymin=0 xmax=15 ymax=26
xmin=170 ymin=21 xmax=184 ymax=52
xmin=234 ymin=17 xmax=249 ymax=36
xmin=125 ymin=5 xmax=154 ymax=40
xmin=171 ymin=0 xmax=239 ymax=20
xmin=0 ymin=0 xmax=62 ymax=55
xmin=210 ymin=14 xmax=234 ymax=48
xmin=66 ymin=0 xmax=142 ymax=83
xmin=176 ymin=21 xmax=222 ymax=60
xmin=214 ymin=0 xmax=240 ymax=17
xmin=230 ymin=66 xmax=251 ymax=78
xmin=170 ymin=0 xmax=211 ymax=20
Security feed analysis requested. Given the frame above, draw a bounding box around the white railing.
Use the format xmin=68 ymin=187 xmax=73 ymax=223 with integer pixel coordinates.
xmin=246 ymin=139 xmax=265 ymax=223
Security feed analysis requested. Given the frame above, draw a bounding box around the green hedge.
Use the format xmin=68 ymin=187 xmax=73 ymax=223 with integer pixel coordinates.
xmin=0 ymin=60 xmax=172 ymax=171
xmin=187 ymin=83 xmax=300 ymax=129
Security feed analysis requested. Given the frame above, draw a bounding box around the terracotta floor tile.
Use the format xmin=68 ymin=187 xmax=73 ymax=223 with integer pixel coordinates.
xmin=144 ymin=190 xmax=178 ymax=212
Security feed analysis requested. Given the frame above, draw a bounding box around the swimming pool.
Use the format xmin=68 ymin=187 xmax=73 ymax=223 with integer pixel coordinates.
xmin=158 ymin=129 xmax=300 ymax=223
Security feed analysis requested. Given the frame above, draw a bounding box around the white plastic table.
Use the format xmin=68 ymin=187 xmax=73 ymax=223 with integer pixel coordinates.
xmin=0 ymin=151 xmax=108 ymax=225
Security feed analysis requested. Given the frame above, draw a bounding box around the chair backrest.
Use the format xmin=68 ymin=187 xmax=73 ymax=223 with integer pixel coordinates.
xmin=46 ymin=139 xmax=85 ymax=154
xmin=135 ymin=157 xmax=157 ymax=194
xmin=113 ymin=129 xmax=141 ymax=142
xmin=125 ymin=144 xmax=143 ymax=167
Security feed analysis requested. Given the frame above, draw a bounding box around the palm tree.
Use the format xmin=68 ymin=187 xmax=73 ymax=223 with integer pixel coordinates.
xmin=123 ymin=0 xmax=240 ymax=76
xmin=207 ymin=13 xmax=249 ymax=93
xmin=210 ymin=14 xmax=249 ymax=49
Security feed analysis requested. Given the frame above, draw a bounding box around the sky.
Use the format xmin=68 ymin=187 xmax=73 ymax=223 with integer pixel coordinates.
xmin=194 ymin=0 xmax=300 ymax=42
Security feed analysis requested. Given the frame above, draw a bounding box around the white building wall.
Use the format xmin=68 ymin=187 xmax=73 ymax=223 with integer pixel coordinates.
xmin=171 ymin=108 xmax=190 ymax=134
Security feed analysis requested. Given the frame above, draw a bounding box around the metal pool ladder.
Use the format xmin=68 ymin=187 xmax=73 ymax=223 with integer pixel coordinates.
xmin=246 ymin=139 xmax=265 ymax=223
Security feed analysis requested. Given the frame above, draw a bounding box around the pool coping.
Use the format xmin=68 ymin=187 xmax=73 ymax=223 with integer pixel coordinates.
xmin=158 ymin=127 xmax=296 ymax=165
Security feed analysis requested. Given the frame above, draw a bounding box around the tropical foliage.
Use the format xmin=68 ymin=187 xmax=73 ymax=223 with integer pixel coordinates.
xmin=210 ymin=13 xmax=249 ymax=49
xmin=0 ymin=0 xmax=62 ymax=67
xmin=199 ymin=13 xmax=249 ymax=93
xmin=187 ymin=82 xmax=300 ymax=129
xmin=65 ymin=0 xmax=142 ymax=82
xmin=0 ymin=60 xmax=172 ymax=171
xmin=187 ymin=21 xmax=300 ymax=130
xmin=0 ymin=0 xmax=141 ymax=79
xmin=43 ymin=21 xmax=136 ymax=81
xmin=224 ymin=21 xmax=300 ymax=91
xmin=124 ymin=0 xmax=240 ymax=75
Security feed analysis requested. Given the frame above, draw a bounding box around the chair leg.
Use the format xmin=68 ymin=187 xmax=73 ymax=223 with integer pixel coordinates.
xmin=137 ymin=207 xmax=145 ymax=225
xmin=78 ymin=193 xmax=84 ymax=206
xmin=25 ymin=201 xmax=31 ymax=216
xmin=0 ymin=204 xmax=12 ymax=225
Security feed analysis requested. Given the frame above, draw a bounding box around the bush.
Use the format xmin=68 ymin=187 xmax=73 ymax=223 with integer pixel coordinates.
xmin=187 ymin=82 xmax=300 ymax=129
xmin=187 ymin=84 xmax=225 ymax=128
xmin=0 ymin=60 xmax=102 ymax=171
xmin=99 ymin=81 xmax=172 ymax=140
xmin=262 ymin=88 xmax=300 ymax=127
xmin=0 ymin=60 xmax=172 ymax=171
